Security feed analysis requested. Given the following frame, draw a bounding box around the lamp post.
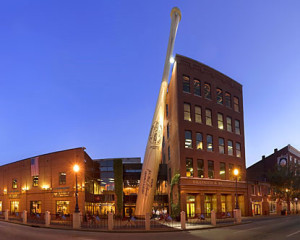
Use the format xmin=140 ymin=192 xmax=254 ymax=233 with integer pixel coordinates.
xmin=294 ymin=198 xmax=298 ymax=214
xmin=73 ymin=164 xmax=80 ymax=213
xmin=233 ymin=169 xmax=239 ymax=209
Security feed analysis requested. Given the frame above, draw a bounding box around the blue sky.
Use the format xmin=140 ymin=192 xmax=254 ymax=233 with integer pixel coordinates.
xmin=0 ymin=0 xmax=299 ymax=167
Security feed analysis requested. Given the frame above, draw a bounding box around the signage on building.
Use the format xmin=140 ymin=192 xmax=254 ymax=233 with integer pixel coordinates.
xmin=181 ymin=178 xmax=246 ymax=188
xmin=8 ymin=194 xmax=20 ymax=199
xmin=53 ymin=192 xmax=70 ymax=197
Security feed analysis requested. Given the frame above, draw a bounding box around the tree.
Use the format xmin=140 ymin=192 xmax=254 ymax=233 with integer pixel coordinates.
xmin=267 ymin=164 xmax=300 ymax=212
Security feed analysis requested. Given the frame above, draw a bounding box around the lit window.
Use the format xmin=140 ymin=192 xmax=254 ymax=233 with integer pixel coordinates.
xmin=233 ymin=97 xmax=239 ymax=112
xmin=183 ymin=76 xmax=190 ymax=93
xmin=197 ymin=159 xmax=204 ymax=178
xmin=32 ymin=176 xmax=39 ymax=187
xmin=217 ymin=113 xmax=224 ymax=129
xmin=236 ymin=143 xmax=241 ymax=158
xmin=204 ymin=83 xmax=211 ymax=99
xmin=185 ymin=131 xmax=192 ymax=149
xmin=30 ymin=201 xmax=42 ymax=214
xmin=208 ymin=160 xmax=214 ymax=179
xmin=184 ymin=103 xmax=191 ymax=121
xmin=219 ymin=138 xmax=225 ymax=154
xmin=186 ymin=158 xmax=193 ymax=177
xmin=194 ymin=79 xmax=201 ymax=96
xmin=207 ymin=135 xmax=213 ymax=152
xmin=12 ymin=179 xmax=17 ymax=189
xmin=226 ymin=117 xmax=232 ymax=132
xmin=195 ymin=106 xmax=202 ymax=123
xmin=205 ymin=109 xmax=212 ymax=126
xmin=216 ymin=88 xmax=223 ymax=104
xmin=235 ymin=120 xmax=241 ymax=135
xmin=59 ymin=172 xmax=66 ymax=185
xmin=196 ymin=133 xmax=203 ymax=150
xmin=228 ymin=140 xmax=233 ymax=156
xmin=225 ymin=92 xmax=231 ymax=108
xmin=220 ymin=162 xmax=226 ymax=180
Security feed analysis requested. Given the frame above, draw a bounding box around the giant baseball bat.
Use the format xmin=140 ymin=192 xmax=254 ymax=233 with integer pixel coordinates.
xmin=135 ymin=7 xmax=181 ymax=216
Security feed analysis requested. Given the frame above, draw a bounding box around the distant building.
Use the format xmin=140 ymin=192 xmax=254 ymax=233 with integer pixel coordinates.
xmin=163 ymin=55 xmax=249 ymax=217
xmin=247 ymin=144 xmax=300 ymax=215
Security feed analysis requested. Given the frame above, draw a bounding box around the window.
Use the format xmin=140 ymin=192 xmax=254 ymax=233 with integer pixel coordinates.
xmin=233 ymin=97 xmax=239 ymax=112
xmin=56 ymin=201 xmax=70 ymax=215
xmin=166 ymin=104 xmax=169 ymax=117
xmin=205 ymin=109 xmax=212 ymax=126
xmin=226 ymin=117 xmax=232 ymax=132
xmin=185 ymin=131 xmax=192 ymax=149
xmin=225 ymin=92 xmax=231 ymax=108
xmin=184 ymin=103 xmax=191 ymax=121
xmin=235 ymin=120 xmax=241 ymax=135
xmin=216 ymin=88 xmax=223 ymax=104
xmin=228 ymin=140 xmax=233 ymax=155
xmin=217 ymin=113 xmax=224 ymax=130
xmin=197 ymin=160 xmax=204 ymax=178
xmin=12 ymin=179 xmax=17 ymax=189
xmin=194 ymin=79 xmax=201 ymax=96
xmin=219 ymin=138 xmax=225 ymax=154
xmin=207 ymin=135 xmax=213 ymax=152
xmin=195 ymin=106 xmax=202 ymax=123
xmin=236 ymin=142 xmax=241 ymax=158
xmin=32 ymin=176 xmax=39 ymax=187
xmin=183 ymin=75 xmax=190 ymax=93
xmin=229 ymin=164 xmax=234 ymax=180
xmin=204 ymin=83 xmax=211 ymax=99
xmin=59 ymin=172 xmax=66 ymax=185
xmin=196 ymin=133 xmax=203 ymax=150
xmin=30 ymin=201 xmax=41 ymax=214
xmin=168 ymin=146 xmax=170 ymax=161
xmin=220 ymin=162 xmax=226 ymax=180
xmin=186 ymin=158 xmax=193 ymax=177
xmin=208 ymin=160 xmax=214 ymax=179
xmin=167 ymin=124 xmax=170 ymax=138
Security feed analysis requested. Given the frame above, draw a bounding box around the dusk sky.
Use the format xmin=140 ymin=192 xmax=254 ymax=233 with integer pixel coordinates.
xmin=1 ymin=0 xmax=299 ymax=167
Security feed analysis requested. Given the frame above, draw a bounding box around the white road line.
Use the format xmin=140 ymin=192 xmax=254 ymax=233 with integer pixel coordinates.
xmin=233 ymin=226 xmax=264 ymax=234
xmin=286 ymin=230 xmax=300 ymax=238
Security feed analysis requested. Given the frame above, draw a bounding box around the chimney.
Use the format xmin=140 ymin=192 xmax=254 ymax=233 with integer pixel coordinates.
xmin=262 ymin=155 xmax=265 ymax=160
xmin=274 ymin=148 xmax=278 ymax=153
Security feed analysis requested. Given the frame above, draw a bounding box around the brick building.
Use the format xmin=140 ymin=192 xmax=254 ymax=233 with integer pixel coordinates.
xmin=0 ymin=147 xmax=89 ymax=216
xmin=247 ymin=144 xmax=300 ymax=214
xmin=163 ymin=55 xmax=249 ymax=217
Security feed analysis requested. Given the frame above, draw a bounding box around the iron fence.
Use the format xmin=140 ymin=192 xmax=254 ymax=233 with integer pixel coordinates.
xmin=50 ymin=214 xmax=72 ymax=227
xmin=27 ymin=213 xmax=45 ymax=224
xmin=8 ymin=212 xmax=23 ymax=222
xmin=81 ymin=214 xmax=108 ymax=229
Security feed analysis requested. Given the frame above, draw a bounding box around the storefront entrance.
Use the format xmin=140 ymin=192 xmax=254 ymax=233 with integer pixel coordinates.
xmin=253 ymin=203 xmax=261 ymax=215
xmin=186 ymin=195 xmax=195 ymax=217
xmin=10 ymin=201 xmax=19 ymax=214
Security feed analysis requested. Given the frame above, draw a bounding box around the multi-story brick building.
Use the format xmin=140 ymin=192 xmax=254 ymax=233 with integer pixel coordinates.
xmin=163 ymin=54 xmax=249 ymax=217
xmin=0 ymin=147 xmax=89 ymax=216
xmin=247 ymin=144 xmax=300 ymax=214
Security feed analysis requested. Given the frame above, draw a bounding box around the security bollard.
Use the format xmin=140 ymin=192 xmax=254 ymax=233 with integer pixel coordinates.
xmin=23 ymin=210 xmax=27 ymax=224
xmin=45 ymin=211 xmax=51 ymax=226
xmin=180 ymin=211 xmax=186 ymax=230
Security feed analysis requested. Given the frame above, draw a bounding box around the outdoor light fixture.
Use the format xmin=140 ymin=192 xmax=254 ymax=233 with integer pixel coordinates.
xmin=170 ymin=56 xmax=175 ymax=63
xmin=233 ymin=168 xmax=239 ymax=209
xmin=73 ymin=164 xmax=80 ymax=213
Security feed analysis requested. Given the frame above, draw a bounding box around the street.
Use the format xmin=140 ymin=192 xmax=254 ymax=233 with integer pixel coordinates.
xmin=0 ymin=215 xmax=299 ymax=240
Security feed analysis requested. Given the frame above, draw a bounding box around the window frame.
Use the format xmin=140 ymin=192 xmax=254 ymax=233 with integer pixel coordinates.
xmin=183 ymin=75 xmax=190 ymax=93
xmin=205 ymin=109 xmax=212 ymax=126
xmin=194 ymin=79 xmax=201 ymax=96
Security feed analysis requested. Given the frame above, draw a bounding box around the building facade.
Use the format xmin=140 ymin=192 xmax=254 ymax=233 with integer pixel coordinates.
xmin=247 ymin=145 xmax=300 ymax=215
xmin=0 ymin=147 xmax=89 ymax=216
xmin=163 ymin=55 xmax=249 ymax=217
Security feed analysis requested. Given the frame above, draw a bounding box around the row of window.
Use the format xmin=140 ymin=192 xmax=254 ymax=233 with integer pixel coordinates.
xmin=183 ymin=103 xmax=241 ymax=134
xmin=182 ymin=75 xmax=240 ymax=112
xmin=185 ymin=158 xmax=242 ymax=181
xmin=10 ymin=173 xmax=67 ymax=189
xmin=184 ymin=131 xmax=242 ymax=157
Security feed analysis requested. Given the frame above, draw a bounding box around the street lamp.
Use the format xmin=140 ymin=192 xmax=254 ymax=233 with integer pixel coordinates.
xmin=73 ymin=164 xmax=80 ymax=213
xmin=233 ymin=168 xmax=239 ymax=209
xmin=294 ymin=198 xmax=298 ymax=214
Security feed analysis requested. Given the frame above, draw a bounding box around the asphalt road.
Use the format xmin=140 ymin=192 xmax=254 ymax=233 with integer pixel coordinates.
xmin=0 ymin=215 xmax=299 ymax=240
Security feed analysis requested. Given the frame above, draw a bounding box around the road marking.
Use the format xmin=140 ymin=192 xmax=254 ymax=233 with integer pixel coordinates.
xmin=286 ymin=230 xmax=300 ymax=238
xmin=234 ymin=226 xmax=263 ymax=234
